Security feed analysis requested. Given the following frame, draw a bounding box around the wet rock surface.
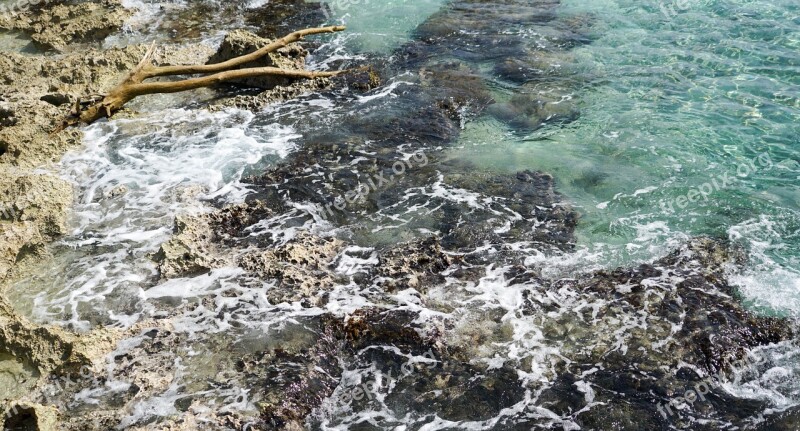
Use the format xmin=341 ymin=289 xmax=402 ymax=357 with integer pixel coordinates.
xmin=517 ymin=238 xmax=795 ymax=430
xmin=0 ymin=0 xmax=796 ymax=430
xmin=207 ymin=30 xmax=308 ymax=90
xmin=0 ymin=0 xmax=367 ymax=426
xmin=0 ymin=0 xmax=130 ymax=52
xmin=154 ymin=202 xmax=274 ymax=279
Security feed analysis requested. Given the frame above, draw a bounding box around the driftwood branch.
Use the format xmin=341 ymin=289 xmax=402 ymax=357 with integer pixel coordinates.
xmin=57 ymin=25 xmax=348 ymax=130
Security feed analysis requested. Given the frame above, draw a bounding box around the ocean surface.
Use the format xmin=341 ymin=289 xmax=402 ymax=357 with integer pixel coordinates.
xmin=4 ymin=0 xmax=800 ymax=429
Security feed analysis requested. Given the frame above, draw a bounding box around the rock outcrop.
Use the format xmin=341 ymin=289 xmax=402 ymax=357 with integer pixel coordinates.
xmin=0 ymin=0 xmax=130 ymax=52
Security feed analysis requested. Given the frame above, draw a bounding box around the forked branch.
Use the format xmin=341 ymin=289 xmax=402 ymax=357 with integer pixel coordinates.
xmin=57 ymin=26 xmax=348 ymax=130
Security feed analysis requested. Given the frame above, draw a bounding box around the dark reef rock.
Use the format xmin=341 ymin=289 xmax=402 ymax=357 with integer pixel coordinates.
xmin=243 ymin=0 xmax=330 ymax=40
xmin=136 ymin=0 xmax=797 ymax=429
xmin=334 ymin=65 xmax=382 ymax=92
xmin=514 ymin=237 xmax=796 ymax=430
xmin=441 ymin=169 xmax=579 ymax=251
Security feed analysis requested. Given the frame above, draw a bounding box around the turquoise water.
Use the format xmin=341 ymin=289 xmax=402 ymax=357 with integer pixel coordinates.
xmin=5 ymin=0 xmax=800 ymax=427
xmin=445 ymin=0 xmax=800 ymax=315
xmin=320 ymin=0 xmax=449 ymax=52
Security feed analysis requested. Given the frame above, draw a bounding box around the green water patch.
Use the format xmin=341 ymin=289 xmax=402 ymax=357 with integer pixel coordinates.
xmin=319 ymin=0 xmax=450 ymax=53
xmin=0 ymin=30 xmax=40 ymax=55
xmin=446 ymin=0 xmax=800 ymax=312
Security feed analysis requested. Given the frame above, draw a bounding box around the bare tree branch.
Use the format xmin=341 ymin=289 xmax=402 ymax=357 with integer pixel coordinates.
xmin=139 ymin=26 xmax=346 ymax=79
xmin=58 ymin=26 xmax=350 ymax=130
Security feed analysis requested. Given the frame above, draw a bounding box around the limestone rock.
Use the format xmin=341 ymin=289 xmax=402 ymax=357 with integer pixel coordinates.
xmin=2 ymin=401 xmax=58 ymax=431
xmin=154 ymin=202 xmax=273 ymax=279
xmin=207 ymin=29 xmax=308 ymax=89
xmin=376 ymin=237 xmax=453 ymax=292
xmin=0 ymin=169 xmax=73 ymax=237
xmin=154 ymin=214 xmax=229 ymax=279
xmin=0 ymin=221 xmax=43 ymax=283
xmin=239 ymin=232 xmax=343 ymax=306
xmin=0 ymin=0 xmax=131 ymax=52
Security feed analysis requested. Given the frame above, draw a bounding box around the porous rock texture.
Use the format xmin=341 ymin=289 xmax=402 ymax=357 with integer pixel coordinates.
xmin=0 ymin=1 xmax=346 ymax=427
xmin=0 ymin=0 xmax=130 ymax=52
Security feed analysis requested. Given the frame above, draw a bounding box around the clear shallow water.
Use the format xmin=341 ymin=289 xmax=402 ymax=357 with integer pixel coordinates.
xmin=318 ymin=0 xmax=449 ymax=52
xmin=450 ymin=0 xmax=800 ymax=316
xmin=5 ymin=0 xmax=800 ymax=428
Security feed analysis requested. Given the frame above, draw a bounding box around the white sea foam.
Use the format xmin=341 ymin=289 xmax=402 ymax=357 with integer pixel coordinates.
xmin=12 ymin=108 xmax=300 ymax=331
xmin=727 ymin=215 xmax=800 ymax=317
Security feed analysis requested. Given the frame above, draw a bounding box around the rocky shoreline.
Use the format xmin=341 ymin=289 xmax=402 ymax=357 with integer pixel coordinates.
xmin=0 ymin=0 xmax=797 ymax=430
xmin=0 ymin=1 xmax=343 ymax=428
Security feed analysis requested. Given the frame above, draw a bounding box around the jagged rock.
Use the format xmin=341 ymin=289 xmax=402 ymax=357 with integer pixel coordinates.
xmin=155 ymin=214 xmax=229 ymax=279
xmin=376 ymin=237 xmax=453 ymax=292
xmin=207 ymin=29 xmax=308 ymax=90
xmin=440 ymin=169 xmax=579 ymax=251
xmin=519 ymin=237 xmax=795 ymax=429
xmin=239 ymin=232 xmax=343 ymax=306
xmin=0 ymin=170 xmax=73 ymax=237
xmin=0 ymin=297 xmax=117 ymax=377
xmin=0 ymin=221 xmax=43 ymax=283
xmin=154 ymin=202 xmax=273 ymax=279
xmin=0 ymin=45 xmax=146 ymax=167
xmin=0 ymin=99 xmax=83 ymax=167
xmin=0 ymin=0 xmax=130 ymax=52
xmin=1 ymin=401 xmax=58 ymax=431
xmin=244 ymin=326 xmax=343 ymax=430
xmin=333 ymin=65 xmax=382 ymax=92
xmin=244 ymin=0 xmax=329 ymax=39
xmin=209 ymin=77 xmax=332 ymax=111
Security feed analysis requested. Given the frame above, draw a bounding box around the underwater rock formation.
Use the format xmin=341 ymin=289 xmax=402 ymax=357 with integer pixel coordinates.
xmin=0 ymin=0 xmax=795 ymax=429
